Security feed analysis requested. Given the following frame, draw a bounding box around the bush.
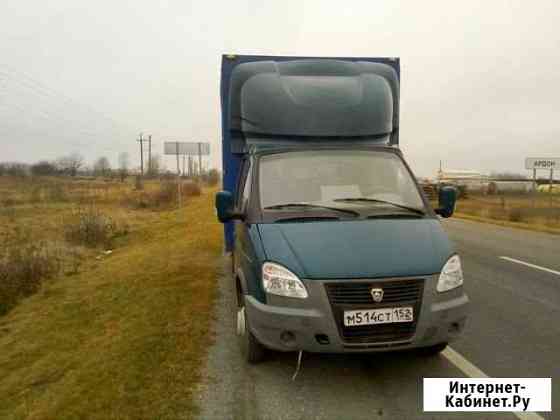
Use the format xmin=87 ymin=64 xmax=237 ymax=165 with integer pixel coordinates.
xmin=156 ymin=181 xmax=179 ymax=205
xmin=31 ymin=160 xmax=58 ymax=176
xmin=30 ymin=185 xmax=44 ymax=203
xmin=123 ymin=181 xmax=202 ymax=209
xmin=0 ymin=240 xmax=61 ymax=315
xmin=160 ymin=171 xmax=176 ymax=180
xmin=48 ymin=182 xmax=68 ymax=202
xmin=487 ymin=207 xmax=507 ymax=221
xmin=202 ymin=169 xmax=220 ymax=186
xmin=1 ymin=198 xmax=21 ymax=207
xmin=0 ymin=162 xmax=28 ymax=177
xmin=64 ymin=206 xmax=127 ymax=248
xmin=182 ymin=181 xmax=201 ymax=197
xmin=153 ymin=181 xmax=200 ymax=205
xmin=507 ymin=207 xmax=526 ymax=223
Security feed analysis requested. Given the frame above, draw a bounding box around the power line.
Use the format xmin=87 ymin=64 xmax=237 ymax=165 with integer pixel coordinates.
xmin=0 ymin=67 xmax=135 ymax=134
xmin=0 ymin=66 xmax=137 ymax=156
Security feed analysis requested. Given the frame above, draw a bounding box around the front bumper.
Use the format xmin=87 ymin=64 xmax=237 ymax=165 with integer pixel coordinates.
xmin=244 ymin=275 xmax=469 ymax=353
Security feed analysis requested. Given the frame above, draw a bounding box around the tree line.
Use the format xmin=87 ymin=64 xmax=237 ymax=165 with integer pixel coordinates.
xmin=0 ymin=153 xmax=219 ymax=184
xmin=0 ymin=152 xmax=160 ymax=181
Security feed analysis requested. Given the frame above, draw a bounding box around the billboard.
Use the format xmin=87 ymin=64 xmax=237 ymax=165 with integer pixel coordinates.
xmin=164 ymin=142 xmax=210 ymax=155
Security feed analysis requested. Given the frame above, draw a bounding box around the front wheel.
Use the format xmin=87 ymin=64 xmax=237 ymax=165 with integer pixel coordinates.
xmin=237 ymin=305 xmax=266 ymax=364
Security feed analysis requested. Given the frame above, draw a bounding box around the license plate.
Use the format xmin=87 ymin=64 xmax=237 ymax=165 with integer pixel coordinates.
xmin=343 ymin=306 xmax=413 ymax=327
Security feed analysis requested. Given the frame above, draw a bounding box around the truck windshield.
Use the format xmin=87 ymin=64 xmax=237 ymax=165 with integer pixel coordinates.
xmin=259 ymin=150 xmax=425 ymax=213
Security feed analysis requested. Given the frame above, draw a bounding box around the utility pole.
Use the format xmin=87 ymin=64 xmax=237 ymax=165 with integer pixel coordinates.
xmin=532 ymin=168 xmax=537 ymax=208
xmin=198 ymin=142 xmax=203 ymax=177
xmin=148 ymin=135 xmax=152 ymax=176
xmin=137 ymin=133 xmax=144 ymax=176
xmin=175 ymin=143 xmax=182 ymax=208
xmin=550 ymin=168 xmax=554 ymax=208
xmin=175 ymin=142 xmax=180 ymax=175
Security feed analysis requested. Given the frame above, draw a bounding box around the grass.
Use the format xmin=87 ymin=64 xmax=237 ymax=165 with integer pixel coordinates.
xmin=453 ymin=212 xmax=560 ymax=235
xmin=0 ymin=176 xmax=222 ymax=419
xmin=451 ymin=193 xmax=560 ymax=234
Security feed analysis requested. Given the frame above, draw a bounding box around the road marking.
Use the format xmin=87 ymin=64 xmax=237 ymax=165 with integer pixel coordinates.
xmin=442 ymin=347 xmax=487 ymax=378
xmin=443 ymin=347 xmax=545 ymax=420
xmin=499 ymin=256 xmax=560 ymax=276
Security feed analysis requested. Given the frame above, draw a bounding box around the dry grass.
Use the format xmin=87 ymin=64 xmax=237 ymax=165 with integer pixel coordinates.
xmin=451 ymin=192 xmax=560 ymax=233
xmin=181 ymin=180 xmax=202 ymax=197
xmin=0 ymin=238 xmax=61 ymax=315
xmin=123 ymin=180 xmax=202 ymax=209
xmin=0 ymin=176 xmax=222 ymax=419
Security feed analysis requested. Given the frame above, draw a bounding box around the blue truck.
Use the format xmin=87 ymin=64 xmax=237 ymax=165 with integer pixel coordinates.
xmin=216 ymin=55 xmax=469 ymax=363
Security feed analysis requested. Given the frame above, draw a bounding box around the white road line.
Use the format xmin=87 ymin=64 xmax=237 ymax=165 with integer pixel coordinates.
xmin=499 ymin=256 xmax=560 ymax=276
xmin=443 ymin=347 xmax=545 ymax=420
xmin=442 ymin=347 xmax=487 ymax=378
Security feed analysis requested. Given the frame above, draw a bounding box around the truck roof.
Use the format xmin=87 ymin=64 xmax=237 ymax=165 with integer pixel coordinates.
xmin=222 ymin=55 xmax=400 ymax=153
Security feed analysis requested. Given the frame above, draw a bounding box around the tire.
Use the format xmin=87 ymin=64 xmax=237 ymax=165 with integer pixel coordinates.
xmin=420 ymin=342 xmax=448 ymax=356
xmin=237 ymin=302 xmax=266 ymax=364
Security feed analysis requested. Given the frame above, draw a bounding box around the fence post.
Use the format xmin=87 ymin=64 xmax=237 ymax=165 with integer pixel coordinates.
xmin=532 ymin=168 xmax=537 ymax=208
xmin=550 ymin=169 xmax=554 ymax=208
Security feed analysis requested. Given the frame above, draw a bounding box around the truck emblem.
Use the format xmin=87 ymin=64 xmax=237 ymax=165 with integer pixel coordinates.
xmin=370 ymin=288 xmax=384 ymax=303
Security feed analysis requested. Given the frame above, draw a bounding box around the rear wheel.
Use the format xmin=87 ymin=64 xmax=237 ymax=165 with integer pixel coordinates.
xmin=236 ymin=291 xmax=266 ymax=364
xmin=420 ymin=342 xmax=448 ymax=356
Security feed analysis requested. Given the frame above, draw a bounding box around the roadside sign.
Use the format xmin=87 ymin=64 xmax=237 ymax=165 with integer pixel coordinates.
xmin=525 ymin=157 xmax=560 ymax=170
xmin=164 ymin=142 xmax=210 ymax=156
xmin=525 ymin=157 xmax=558 ymax=196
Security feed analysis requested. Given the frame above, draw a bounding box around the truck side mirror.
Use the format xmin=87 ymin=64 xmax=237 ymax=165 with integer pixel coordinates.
xmin=435 ymin=186 xmax=457 ymax=218
xmin=215 ymin=191 xmax=243 ymax=223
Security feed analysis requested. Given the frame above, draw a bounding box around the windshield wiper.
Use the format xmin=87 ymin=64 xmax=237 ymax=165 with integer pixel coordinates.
xmin=264 ymin=203 xmax=359 ymax=217
xmin=333 ymin=197 xmax=426 ymax=216
xmin=274 ymin=216 xmax=340 ymax=223
xmin=366 ymin=213 xmax=424 ymax=219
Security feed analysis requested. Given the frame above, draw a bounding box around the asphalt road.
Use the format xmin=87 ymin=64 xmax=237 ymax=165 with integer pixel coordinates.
xmin=195 ymin=219 xmax=558 ymax=419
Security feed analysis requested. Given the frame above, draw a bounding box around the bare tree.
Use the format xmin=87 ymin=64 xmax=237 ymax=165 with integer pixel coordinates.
xmin=118 ymin=152 xmax=129 ymax=182
xmin=93 ymin=156 xmax=112 ymax=177
xmin=57 ymin=153 xmax=84 ymax=177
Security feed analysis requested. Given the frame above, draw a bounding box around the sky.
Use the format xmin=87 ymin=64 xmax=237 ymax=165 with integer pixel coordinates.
xmin=1 ymin=0 xmax=559 ymax=178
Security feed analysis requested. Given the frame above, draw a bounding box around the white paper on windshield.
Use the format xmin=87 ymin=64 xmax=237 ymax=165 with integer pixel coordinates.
xmin=320 ymin=185 xmax=361 ymax=201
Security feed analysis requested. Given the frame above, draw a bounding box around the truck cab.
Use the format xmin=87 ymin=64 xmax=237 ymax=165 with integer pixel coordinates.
xmin=216 ymin=55 xmax=468 ymax=362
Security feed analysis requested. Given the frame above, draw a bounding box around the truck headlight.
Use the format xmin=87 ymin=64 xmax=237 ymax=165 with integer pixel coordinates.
xmin=262 ymin=262 xmax=308 ymax=299
xmin=437 ymin=255 xmax=463 ymax=292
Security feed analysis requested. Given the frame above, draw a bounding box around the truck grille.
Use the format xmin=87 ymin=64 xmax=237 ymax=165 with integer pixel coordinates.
xmin=325 ymin=279 xmax=424 ymax=344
